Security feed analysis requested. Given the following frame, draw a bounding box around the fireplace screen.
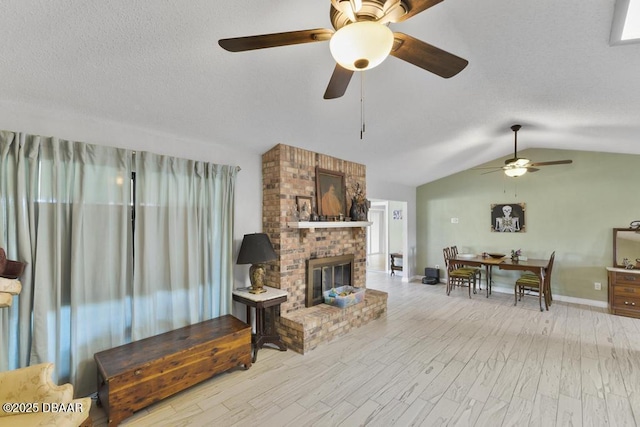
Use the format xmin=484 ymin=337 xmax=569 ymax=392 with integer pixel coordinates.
xmin=307 ymin=254 xmax=354 ymax=307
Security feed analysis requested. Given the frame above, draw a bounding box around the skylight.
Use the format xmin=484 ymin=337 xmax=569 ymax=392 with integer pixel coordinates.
xmin=611 ymin=0 xmax=640 ymax=44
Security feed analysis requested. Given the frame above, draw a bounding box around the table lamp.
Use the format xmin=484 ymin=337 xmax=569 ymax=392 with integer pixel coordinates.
xmin=237 ymin=233 xmax=277 ymax=294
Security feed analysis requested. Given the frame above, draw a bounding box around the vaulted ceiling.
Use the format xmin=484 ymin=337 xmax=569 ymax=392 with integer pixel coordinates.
xmin=1 ymin=1 xmax=639 ymax=186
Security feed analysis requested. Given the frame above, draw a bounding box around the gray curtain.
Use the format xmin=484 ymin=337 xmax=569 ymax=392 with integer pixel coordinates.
xmin=0 ymin=132 xmax=132 ymax=395
xmin=0 ymin=130 xmax=238 ymax=396
xmin=132 ymin=151 xmax=238 ymax=339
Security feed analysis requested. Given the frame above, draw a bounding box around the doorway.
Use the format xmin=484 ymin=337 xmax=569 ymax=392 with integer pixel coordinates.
xmin=367 ymin=199 xmax=408 ymax=279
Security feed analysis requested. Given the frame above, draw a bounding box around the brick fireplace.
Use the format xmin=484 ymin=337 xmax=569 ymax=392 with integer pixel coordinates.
xmin=262 ymin=144 xmax=387 ymax=354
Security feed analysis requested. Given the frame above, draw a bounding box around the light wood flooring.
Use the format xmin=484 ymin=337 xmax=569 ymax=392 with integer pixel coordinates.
xmin=90 ymin=272 xmax=640 ymax=426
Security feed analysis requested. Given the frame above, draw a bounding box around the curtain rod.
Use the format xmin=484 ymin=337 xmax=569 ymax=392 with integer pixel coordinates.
xmin=130 ymin=150 xmax=241 ymax=172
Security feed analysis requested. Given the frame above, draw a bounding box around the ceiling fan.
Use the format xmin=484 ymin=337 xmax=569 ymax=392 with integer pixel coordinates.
xmin=218 ymin=0 xmax=468 ymax=99
xmin=477 ymin=125 xmax=573 ymax=177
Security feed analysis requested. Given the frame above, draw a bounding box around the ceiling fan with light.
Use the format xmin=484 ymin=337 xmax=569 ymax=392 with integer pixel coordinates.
xmin=218 ymin=0 xmax=469 ymax=99
xmin=476 ymin=125 xmax=573 ymax=177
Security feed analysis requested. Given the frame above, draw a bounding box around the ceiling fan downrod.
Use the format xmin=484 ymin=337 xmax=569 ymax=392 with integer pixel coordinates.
xmin=360 ymin=71 xmax=366 ymax=140
xmin=511 ymin=124 xmax=521 ymax=160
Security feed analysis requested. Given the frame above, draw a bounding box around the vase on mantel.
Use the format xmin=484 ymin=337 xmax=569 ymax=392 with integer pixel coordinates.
xmin=350 ymin=197 xmax=370 ymax=222
xmin=349 ymin=200 xmax=358 ymax=221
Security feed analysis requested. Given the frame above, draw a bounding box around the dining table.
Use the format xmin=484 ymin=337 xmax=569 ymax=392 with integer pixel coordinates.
xmin=449 ymin=255 xmax=551 ymax=311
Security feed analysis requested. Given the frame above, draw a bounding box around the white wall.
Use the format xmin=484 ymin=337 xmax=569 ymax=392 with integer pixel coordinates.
xmin=388 ymin=200 xmax=405 ymax=254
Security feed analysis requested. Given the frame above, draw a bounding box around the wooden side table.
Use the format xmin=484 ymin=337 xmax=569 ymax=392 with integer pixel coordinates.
xmin=390 ymin=253 xmax=403 ymax=276
xmin=232 ymin=286 xmax=288 ymax=362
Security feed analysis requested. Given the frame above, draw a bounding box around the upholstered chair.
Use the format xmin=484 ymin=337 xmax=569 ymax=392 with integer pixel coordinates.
xmin=450 ymin=245 xmax=482 ymax=289
xmin=443 ymin=247 xmax=476 ymax=298
xmin=514 ymin=251 xmax=555 ymax=311
xmin=0 ymin=363 xmax=91 ymax=426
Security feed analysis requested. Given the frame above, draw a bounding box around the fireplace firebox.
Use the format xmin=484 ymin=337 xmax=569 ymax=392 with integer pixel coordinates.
xmin=306 ymin=254 xmax=355 ymax=307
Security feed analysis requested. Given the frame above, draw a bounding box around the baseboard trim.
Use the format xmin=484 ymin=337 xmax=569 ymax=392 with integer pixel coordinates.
xmin=411 ymin=278 xmax=609 ymax=309
xmin=490 ymin=285 xmax=608 ymax=308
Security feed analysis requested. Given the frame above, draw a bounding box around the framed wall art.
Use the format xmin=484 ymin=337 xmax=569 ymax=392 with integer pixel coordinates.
xmin=296 ymin=196 xmax=313 ymax=213
xmin=315 ymin=167 xmax=346 ymax=218
xmin=491 ymin=203 xmax=526 ymax=232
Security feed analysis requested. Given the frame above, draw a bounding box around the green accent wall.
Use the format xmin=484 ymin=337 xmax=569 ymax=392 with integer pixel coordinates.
xmin=416 ymin=148 xmax=640 ymax=302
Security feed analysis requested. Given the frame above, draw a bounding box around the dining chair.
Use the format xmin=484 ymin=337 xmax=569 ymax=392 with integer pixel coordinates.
xmin=443 ymin=247 xmax=476 ymax=298
xmin=514 ymin=251 xmax=555 ymax=311
xmin=451 ymin=245 xmax=482 ymax=290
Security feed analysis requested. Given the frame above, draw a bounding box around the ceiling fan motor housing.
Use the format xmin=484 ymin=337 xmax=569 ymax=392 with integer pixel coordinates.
xmin=330 ymin=0 xmax=407 ymax=30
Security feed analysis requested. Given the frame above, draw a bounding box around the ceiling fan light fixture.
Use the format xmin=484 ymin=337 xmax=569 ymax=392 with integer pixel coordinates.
xmin=329 ymin=21 xmax=394 ymax=71
xmin=504 ymin=167 xmax=527 ymax=177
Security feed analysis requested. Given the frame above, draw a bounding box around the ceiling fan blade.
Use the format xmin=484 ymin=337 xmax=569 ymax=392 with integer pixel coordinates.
xmin=481 ymin=169 xmax=504 ymax=175
xmin=324 ymin=65 xmax=354 ymax=99
xmin=528 ymin=160 xmax=573 ymax=167
xmin=390 ymin=33 xmax=468 ymax=78
xmin=218 ymin=29 xmax=333 ymax=52
xmin=395 ymin=0 xmax=445 ymax=22
xmin=526 ymin=167 xmax=540 ymax=173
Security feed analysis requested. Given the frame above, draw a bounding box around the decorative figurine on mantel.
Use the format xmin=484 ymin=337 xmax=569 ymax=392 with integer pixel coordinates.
xmin=349 ymin=183 xmax=370 ymax=221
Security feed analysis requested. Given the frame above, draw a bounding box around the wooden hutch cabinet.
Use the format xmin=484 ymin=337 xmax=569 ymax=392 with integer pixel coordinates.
xmin=608 ymin=268 xmax=640 ymax=318
xmin=608 ymin=227 xmax=640 ymax=318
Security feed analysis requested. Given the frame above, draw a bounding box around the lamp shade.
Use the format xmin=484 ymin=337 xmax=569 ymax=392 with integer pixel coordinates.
xmin=236 ymin=233 xmax=277 ymax=265
xmin=329 ymin=21 xmax=394 ymax=71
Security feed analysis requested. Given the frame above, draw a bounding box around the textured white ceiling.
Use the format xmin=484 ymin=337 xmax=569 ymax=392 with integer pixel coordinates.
xmin=1 ymin=0 xmax=639 ymax=186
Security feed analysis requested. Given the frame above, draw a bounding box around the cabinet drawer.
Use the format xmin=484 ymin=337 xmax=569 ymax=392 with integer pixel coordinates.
xmin=613 ymin=295 xmax=640 ymax=310
xmin=613 ymin=285 xmax=640 ymax=298
xmin=613 ymin=272 xmax=640 ymax=285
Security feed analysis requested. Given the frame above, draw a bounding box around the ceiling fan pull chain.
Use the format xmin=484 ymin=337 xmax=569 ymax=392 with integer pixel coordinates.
xmin=360 ymin=71 xmax=365 ymax=139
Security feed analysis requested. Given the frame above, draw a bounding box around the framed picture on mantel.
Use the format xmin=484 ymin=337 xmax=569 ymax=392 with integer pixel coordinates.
xmin=315 ymin=167 xmax=346 ymax=218
xmin=296 ymin=196 xmax=313 ymax=220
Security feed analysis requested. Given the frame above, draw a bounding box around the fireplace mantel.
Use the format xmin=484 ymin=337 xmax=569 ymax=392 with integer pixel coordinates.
xmin=287 ymin=221 xmax=372 ymax=232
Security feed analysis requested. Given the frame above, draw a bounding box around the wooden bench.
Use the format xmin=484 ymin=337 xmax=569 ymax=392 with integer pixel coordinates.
xmin=94 ymin=314 xmax=251 ymax=425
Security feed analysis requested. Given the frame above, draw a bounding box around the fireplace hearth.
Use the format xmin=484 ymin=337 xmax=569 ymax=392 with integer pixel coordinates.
xmin=306 ymin=254 xmax=354 ymax=307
